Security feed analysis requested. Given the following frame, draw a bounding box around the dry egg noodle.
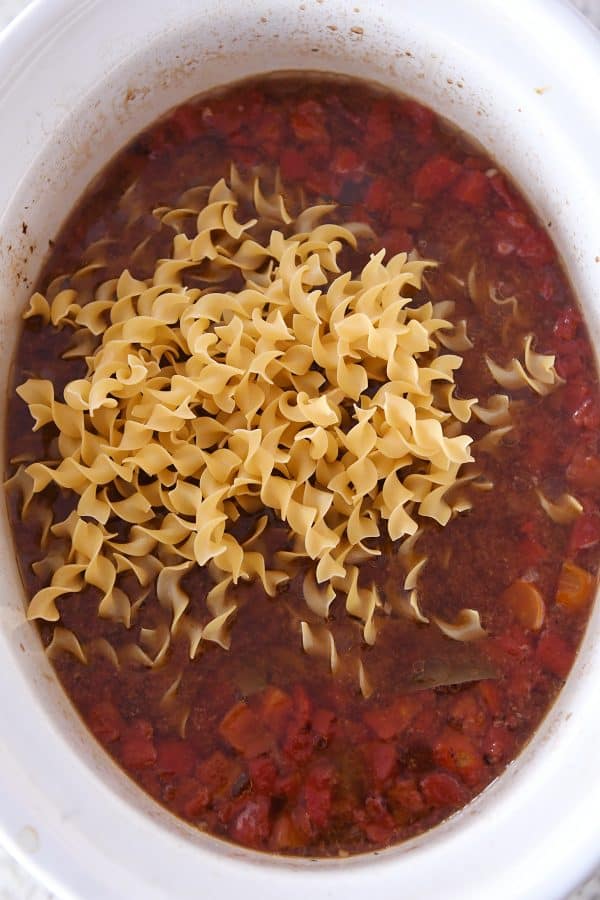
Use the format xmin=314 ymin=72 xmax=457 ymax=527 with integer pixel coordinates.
xmin=6 ymin=74 xmax=600 ymax=857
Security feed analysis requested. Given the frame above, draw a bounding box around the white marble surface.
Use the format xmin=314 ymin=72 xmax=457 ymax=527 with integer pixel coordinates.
xmin=0 ymin=0 xmax=599 ymax=897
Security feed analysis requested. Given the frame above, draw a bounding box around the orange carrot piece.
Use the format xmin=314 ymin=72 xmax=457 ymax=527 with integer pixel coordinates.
xmin=501 ymin=580 xmax=545 ymax=631
xmin=556 ymin=561 xmax=595 ymax=612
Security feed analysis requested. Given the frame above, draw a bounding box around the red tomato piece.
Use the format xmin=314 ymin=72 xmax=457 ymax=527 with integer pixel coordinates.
xmin=572 ymin=397 xmax=600 ymax=430
xmin=181 ymin=781 xmax=210 ymax=818
xmin=433 ymin=728 xmax=485 ymax=787
xmin=283 ymin=725 xmax=314 ymax=764
xmin=270 ymin=813 xmax=306 ymax=850
xmin=331 ymin=146 xmax=364 ymax=177
xmin=414 ymin=154 xmax=461 ymax=201
xmin=448 ymin=694 xmax=488 ymax=738
xmin=248 ymin=755 xmax=277 ymax=794
xmin=364 ymin=695 xmax=419 ymax=740
xmin=477 ymin=681 xmax=503 ymax=717
xmin=537 ymin=631 xmax=574 ymax=679
xmin=88 ymin=700 xmax=122 ymax=744
xmin=291 ymin=99 xmax=328 ymax=143
xmin=259 ymin=686 xmax=294 ymax=738
xmin=482 ymin=725 xmax=514 ymax=765
xmin=155 ymin=739 xmax=196 ymax=778
xmin=516 ymin=228 xmax=555 ymax=267
xmin=229 ymin=795 xmax=271 ymax=848
xmin=355 ymin=795 xmax=395 ymax=844
xmin=362 ymin=741 xmax=397 ymax=784
xmin=420 ymin=772 xmax=467 ymax=807
xmin=553 ymin=308 xmax=580 ymax=341
xmin=219 ymin=701 xmax=274 ymax=758
xmin=274 ymin=770 xmax=301 ymax=799
xmin=302 ymin=764 xmax=335 ymax=830
xmin=567 ymin=448 xmax=600 ymax=491
xmin=120 ymin=720 xmax=157 ymax=770
xmin=196 ymin=751 xmax=236 ymax=793
xmin=452 ymin=169 xmax=490 ymax=207
xmin=389 ymin=778 xmax=425 ymax=813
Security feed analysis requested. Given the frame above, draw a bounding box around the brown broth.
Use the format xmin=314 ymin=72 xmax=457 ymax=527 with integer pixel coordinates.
xmin=6 ymin=73 xmax=600 ymax=857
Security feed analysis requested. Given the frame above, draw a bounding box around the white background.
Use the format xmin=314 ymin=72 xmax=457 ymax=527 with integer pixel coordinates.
xmin=0 ymin=0 xmax=598 ymax=897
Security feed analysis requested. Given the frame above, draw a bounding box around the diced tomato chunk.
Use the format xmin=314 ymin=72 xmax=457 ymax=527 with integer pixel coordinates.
xmin=553 ymin=308 xmax=580 ymax=341
xmin=302 ymin=764 xmax=335 ymax=830
xmin=355 ymin=795 xmax=395 ymax=844
xmin=420 ymin=772 xmax=466 ymax=807
xmin=413 ymin=154 xmax=461 ymax=201
xmin=364 ymin=695 xmax=419 ymax=740
xmin=537 ymin=631 xmax=574 ymax=679
xmin=452 ymin=169 xmax=489 ymax=207
xmin=291 ymin=100 xmax=328 ymax=142
xmin=120 ymin=719 xmax=157 ymax=769
xmin=88 ymin=700 xmax=122 ymax=744
xmin=482 ymin=725 xmax=514 ymax=765
xmin=478 ymin=681 xmax=503 ymax=717
xmin=259 ymin=686 xmax=293 ymax=738
xmin=229 ymin=795 xmax=271 ymax=848
xmin=572 ymin=397 xmax=600 ymax=430
xmin=219 ymin=701 xmax=274 ymax=758
xmin=274 ymin=770 xmax=301 ymax=799
xmin=566 ymin=448 xmax=600 ymax=492
xmin=516 ymin=228 xmax=555 ymax=267
xmin=271 ymin=813 xmax=306 ymax=850
xmin=389 ymin=778 xmax=425 ymax=813
xmin=248 ymin=755 xmax=277 ymax=793
xmin=331 ymin=146 xmax=363 ymax=177
xmin=196 ymin=751 xmax=235 ymax=793
xmin=448 ymin=694 xmax=488 ymax=737
xmin=181 ymin=782 xmax=210 ymax=818
xmin=433 ymin=728 xmax=484 ymax=786
xmin=283 ymin=724 xmax=314 ymax=764
xmin=362 ymin=741 xmax=397 ymax=783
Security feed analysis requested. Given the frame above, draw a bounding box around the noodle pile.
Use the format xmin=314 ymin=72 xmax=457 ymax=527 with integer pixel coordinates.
xmin=10 ymin=172 xmax=564 ymax=690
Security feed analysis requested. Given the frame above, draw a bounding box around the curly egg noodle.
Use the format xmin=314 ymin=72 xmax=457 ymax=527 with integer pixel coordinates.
xmin=12 ymin=172 xmax=564 ymax=689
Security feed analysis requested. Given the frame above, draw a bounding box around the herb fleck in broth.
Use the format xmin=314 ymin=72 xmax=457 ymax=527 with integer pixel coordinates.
xmin=6 ymin=74 xmax=600 ymax=856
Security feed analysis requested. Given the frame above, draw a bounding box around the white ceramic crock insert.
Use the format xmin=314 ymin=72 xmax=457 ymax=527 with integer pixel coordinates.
xmin=0 ymin=1 xmax=599 ymax=898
